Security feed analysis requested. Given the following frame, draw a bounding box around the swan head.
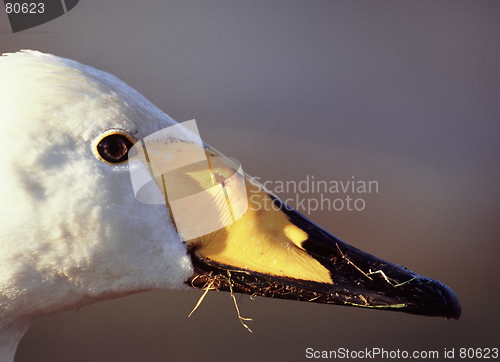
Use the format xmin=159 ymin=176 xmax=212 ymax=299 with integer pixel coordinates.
xmin=0 ymin=50 xmax=460 ymax=359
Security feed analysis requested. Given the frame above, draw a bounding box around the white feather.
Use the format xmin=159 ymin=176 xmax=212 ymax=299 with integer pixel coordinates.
xmin=0 ymin=50 xmax=194 ymax=362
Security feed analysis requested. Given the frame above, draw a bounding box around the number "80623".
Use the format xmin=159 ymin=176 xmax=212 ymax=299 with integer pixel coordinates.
xmin=5 ymin=3 xmax=45 ymax=14
xmin=459 ymin=347 xmax=498 ymax=359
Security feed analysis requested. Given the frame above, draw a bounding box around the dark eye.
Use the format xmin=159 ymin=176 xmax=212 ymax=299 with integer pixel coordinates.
xmin=96 ymin=133 xmax=135 ymax=164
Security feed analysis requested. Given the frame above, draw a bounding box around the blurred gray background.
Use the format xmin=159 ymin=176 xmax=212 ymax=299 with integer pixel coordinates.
xmin=2 ymin=1 xmax=499 ymax=361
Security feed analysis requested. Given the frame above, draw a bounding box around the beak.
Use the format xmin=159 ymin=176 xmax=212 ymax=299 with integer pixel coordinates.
xmin=128 ymin=125 xmax=460 ymax=320
xmin=185 ymin=156 xmax=461 ymax=320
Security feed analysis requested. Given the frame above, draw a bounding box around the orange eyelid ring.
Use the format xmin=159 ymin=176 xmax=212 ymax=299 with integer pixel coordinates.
xmin=93 ymin=129 xmax=137 ymax=165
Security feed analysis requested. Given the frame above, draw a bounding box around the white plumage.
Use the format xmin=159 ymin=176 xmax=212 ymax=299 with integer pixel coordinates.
xmin=0 ymin=50 xmax=193 ymax=361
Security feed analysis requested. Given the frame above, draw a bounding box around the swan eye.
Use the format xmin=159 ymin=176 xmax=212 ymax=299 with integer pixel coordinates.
xmin=95 ymin=132 xmax=135 ymax=164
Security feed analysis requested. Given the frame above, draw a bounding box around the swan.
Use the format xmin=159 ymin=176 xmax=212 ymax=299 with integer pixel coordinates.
xmin=0 ymin=50 xmax=460 ymax=362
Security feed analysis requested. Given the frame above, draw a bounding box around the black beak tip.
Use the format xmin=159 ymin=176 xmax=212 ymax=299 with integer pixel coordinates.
xmin=411 ymin=277 xmax=462 ymax=320
xmin=437 ymin=281 xmax=462 ymax=320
